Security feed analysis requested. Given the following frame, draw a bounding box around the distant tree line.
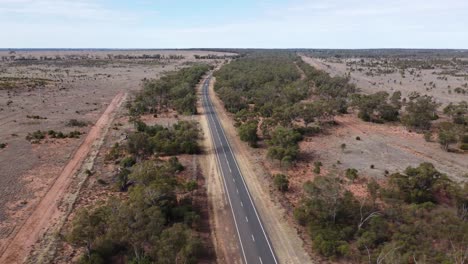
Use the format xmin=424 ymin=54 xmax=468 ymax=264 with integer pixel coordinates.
xmin=128 ymin=64 xmax=212 ymax=116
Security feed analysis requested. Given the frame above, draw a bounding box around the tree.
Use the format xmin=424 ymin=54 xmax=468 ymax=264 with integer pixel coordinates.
xmin=267 ymin=127 xmax=302 ymax=165
xmin=438 ymin=122 xmax=460 ymax=151
xmin=346 ymin=168 xmax=359 ymax=182
xmin=151 ymin=223 xmax=202 ymax=264
xmin=351 ymin=92 xmax=400 ymax=123
xmin=127 ymin=132 xmax=152 ymax=158
xmin=444 ymin=101 xmax=468 ymax=125
xmin=67 ymin=207 xmax=110 ymax=259
xmin=273 ymin=174 xmax=289 ymax=192
xmin=238 ymin=120 xmax=259 ymax=147
xmin=401 ymin=95 xmax=440 ymax=131
xmin=117 ymin=168 xmax=131 ymax=191
xmin=387 ymin=163 xmax=448 ymax=204
xmin=367 ymin=179 xmax=380 ymax=206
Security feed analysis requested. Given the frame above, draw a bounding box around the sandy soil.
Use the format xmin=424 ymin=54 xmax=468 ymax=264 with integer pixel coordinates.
xmin=301 ymin=55 xmax=468 ymax=106
xmin=0 ymin=91 xmax=126 ymax=263
xmin=208 ymin=77 xmax=313 ymax=264
xmin=310 ymin=115 xmax=467 ymax=182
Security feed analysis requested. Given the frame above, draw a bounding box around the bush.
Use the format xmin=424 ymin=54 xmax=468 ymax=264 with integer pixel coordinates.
xmin=267 ymin=127 xmax=302 ymax=165
xmin=273 ymin=174 xmax=289 ymax=192
xmin=345 ymin=168 xmax=359 ymax=182
xmin=120 ymin=156 xmax=136 ymax=168
xmin=461 ymin=134 xmax=468 ymax=144
xmin=105 ymin=143 xmax=124 ymax=161
xmin=313 ymin=161 xmax=322 ymax=174
xmin=460 ymin=143 xmax=468 ymax=151
xmin=168 ymin=157 xmax=184 ymax=172
xmin=401 ymin=95 xmax=439 ymax=131
xmin=424 ymin=131 xmax=432 ymax=142
xmin=67 ymin=119 xmax=88 ymax=127
xmin=0 ymin=143 xmax=6 ymax=149
xmin=238 ymin=120 xmax=259 ymax=147
xmin=26 ymin=130 xmax=46 ymax=141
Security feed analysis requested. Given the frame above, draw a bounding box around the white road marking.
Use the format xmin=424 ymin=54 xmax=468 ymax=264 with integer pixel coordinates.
xmin=245 ymin=216 xmax=249 ymax=222
xmin=211 ymin=85 xmax=279 ymax=264
xmin=240 ymin=201 xmax=243 ymax=207
xmin=205 ymin=75 xmax=278 ymax=264
xmin=204 ymin=80 xmax=248 ymax=264
xmin=259 ymin=257 xmax=263 ymax=264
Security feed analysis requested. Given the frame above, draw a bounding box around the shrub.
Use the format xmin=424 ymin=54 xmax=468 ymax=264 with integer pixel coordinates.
xmin=0 ymin=143 xmax=6 ymax=149
xmin=105 ymin=143 xmax=123 ymax=161
xmin=356 ymin=136 xmax=361 ymax=141
xmin=168 ymin=157 xmax=184 ymax=172
xmin=238 ymin=120 xmax=259 ymax=147
xmin=273 ymin=174 xmax=289 ymax=192
xmin=26 ymin=130 xmax=46 ymax=141
xmin=313 ymin=161 xmax=322 ymax=174
xmin=461 ymin=134 xmax=468 ymax=144
xmin=120 ymin=156 xmax=136 ymax=168
xmin=97 ymin=179 xmax=107 ymax=185
xmin=67 ymin=119 xmax=88 ymax=127
xmin=424 ymin=131 xmax=432 ymax=142
xmin=345 ymin=168 xmax=359 ymax=182
xmin=460 ymin=143 xmax=468 ymax=151
xmin=267 ymin=127 xmax=302 ymax=165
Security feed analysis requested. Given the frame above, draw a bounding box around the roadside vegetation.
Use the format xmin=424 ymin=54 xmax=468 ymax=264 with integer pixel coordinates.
xmin=65 ymin=65 xmax=210 ymax=264
xmin=214 ymin=52 xmax=356 ymax=165
xmin=294 ymin=163 xmax=467 ymax=263
xmin=214 ymin=51 xmax=468 ymax=263
xmin=128 ymin=64 xmax=211 ymax=116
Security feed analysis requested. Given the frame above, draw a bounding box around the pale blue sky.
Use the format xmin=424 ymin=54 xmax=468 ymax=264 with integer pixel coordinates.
xmin=1 ymin=0 xmax=468 ymax=48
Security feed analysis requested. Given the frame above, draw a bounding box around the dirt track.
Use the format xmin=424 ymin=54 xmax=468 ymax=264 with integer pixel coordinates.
xmin=0 ymin=92 xmax=126 ymax=264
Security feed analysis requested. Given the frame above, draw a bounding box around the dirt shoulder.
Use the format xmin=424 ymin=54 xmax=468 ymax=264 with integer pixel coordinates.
xmin=208 ymin=77 xmax=313 ymax=264
xmin=0 ymin=92 xmax=126 ymax=264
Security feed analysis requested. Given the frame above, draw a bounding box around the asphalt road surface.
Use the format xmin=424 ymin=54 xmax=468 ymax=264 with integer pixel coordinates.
xmin=202 ymin=76 xmax=278 ymax=264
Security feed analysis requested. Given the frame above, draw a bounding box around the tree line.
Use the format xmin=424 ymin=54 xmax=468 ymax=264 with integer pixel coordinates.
xmin=214 ymin=53 xmax=357 ymax=166
xmin=128 ymin=64 xmax=212 ymax=116
xmin=66 ymin=65 xmax=209 ymax=263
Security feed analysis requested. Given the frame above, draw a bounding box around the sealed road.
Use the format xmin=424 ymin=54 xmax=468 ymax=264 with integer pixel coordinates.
xmin=202 ymin=76 xmax=278 ymax=264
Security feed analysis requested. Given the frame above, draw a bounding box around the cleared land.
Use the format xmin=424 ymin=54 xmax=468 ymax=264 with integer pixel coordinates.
xmin=301 ymin=55 xmax=468 ymax=106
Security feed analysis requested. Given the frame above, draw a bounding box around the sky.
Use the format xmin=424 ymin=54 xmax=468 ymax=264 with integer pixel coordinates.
xmin=1 ymin=0 xmax=468 ymax=49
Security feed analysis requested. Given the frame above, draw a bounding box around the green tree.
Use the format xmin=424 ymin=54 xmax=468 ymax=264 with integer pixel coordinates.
xmin=387 ymin=163 xmax=448 ymax=204
xmin=401 ymin=95 xmax=439 ymax=131
xmin=346 ymin=168 xmax=359 ymax=182
xmin=238 ymin=120 xmax=259 ymax=147
xmin=273 ymin=174 xmax=289 ymax=192
xmin=67 ymin=207 xmax=110 ymax=259
xmin=127 ymin=132 xmax=152 ymax=158
xmin=437 ymin=122 xmax=459 ymax=151
xmin=267 ymin=127 xmax=302 ymax=165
